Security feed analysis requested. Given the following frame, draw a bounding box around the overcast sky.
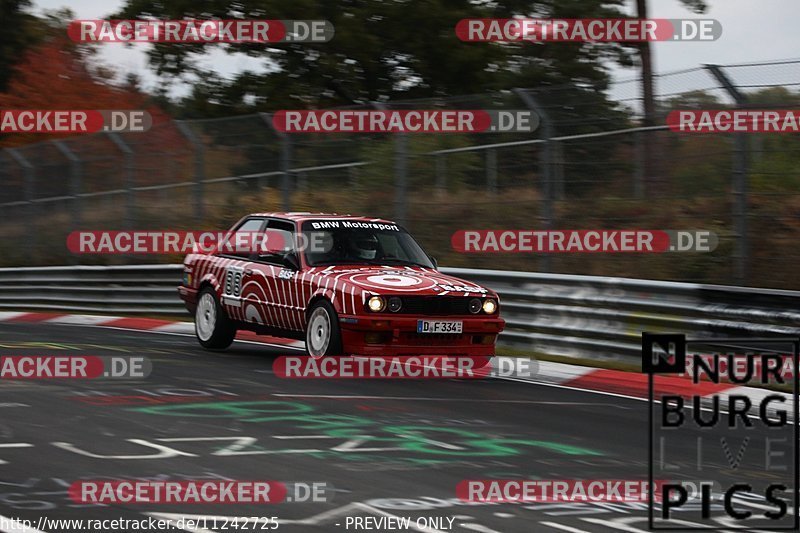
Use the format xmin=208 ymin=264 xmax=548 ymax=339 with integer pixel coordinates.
xmin=32 ymin=0 xmax=800 ymax=103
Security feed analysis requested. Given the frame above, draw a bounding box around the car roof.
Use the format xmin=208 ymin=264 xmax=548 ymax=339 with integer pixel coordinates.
xmin=249 ymin=212 xmax=399 ymax=225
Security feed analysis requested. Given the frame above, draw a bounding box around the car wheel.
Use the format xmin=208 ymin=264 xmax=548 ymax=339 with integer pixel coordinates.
xmin=195 ymin=287 xmax=236 ymax=350
xmin=305 ymin=300 xmax=343 ymax=358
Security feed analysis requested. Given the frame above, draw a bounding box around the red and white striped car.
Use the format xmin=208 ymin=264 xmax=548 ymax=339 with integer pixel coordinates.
xmin=178 ymin=213 xmax=504 ymax=358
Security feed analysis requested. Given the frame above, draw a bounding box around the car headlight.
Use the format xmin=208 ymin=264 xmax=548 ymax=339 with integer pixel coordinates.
xmin=388 ymin=296 xmax=403 ymax=312
xmin=368 ymin=296 xmax=385 ymax=312
xmin=482 ymin=299 xmax=497 ymax=314
xmin=468 ymin=298 xmax=482 ymax=314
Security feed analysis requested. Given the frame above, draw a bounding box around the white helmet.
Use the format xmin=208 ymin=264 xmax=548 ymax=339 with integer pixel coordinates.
xmin=350 ymin=233 xmax=379 ymax=260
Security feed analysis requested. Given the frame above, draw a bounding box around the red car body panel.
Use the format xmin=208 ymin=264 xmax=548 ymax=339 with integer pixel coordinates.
xmin=178 ymin=213 xmax=505 ymax=356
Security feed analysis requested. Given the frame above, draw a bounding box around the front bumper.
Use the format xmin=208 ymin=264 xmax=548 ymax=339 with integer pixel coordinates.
xmin=177 ymin=285 xmax=198 ymax=313
xmin=338 ymin=315 xmax=505 ymax=357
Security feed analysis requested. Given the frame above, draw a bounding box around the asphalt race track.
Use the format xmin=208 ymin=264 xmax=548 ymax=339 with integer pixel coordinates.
xmin=0 ymin=322 xmax=786 ymax=532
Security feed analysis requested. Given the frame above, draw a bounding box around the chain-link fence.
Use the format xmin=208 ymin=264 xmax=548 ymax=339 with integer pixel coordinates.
xmin=2 ymin=58 xmax=800 ymax=289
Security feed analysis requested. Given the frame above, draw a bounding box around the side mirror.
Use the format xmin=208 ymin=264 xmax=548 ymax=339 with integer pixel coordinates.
xmin=429 ymin=255 xmax=438 ymax=269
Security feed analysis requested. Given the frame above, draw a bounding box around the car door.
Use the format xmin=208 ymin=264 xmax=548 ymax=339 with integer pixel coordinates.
xmin=249 ymin=219 xmax=304 ymax=332
xmin=217 ymin=217 xmax=266 ymax=324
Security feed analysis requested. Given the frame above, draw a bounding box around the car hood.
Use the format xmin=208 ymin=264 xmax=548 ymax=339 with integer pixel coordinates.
xmin=307 ymin=265 xmax=495 ymax=297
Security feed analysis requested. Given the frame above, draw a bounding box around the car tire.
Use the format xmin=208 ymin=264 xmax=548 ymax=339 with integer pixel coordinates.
xmin=195 ymin=286 xmax=236 ymax=350
xmin=305 ymin=300 xmax=343 ymax=358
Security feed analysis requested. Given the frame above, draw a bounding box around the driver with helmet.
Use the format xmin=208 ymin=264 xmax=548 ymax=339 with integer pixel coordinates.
xmin=345 ymin=231 xmax=380 ymax=260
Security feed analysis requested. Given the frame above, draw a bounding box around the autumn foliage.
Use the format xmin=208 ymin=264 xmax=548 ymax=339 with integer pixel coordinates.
xmin=0 ymin=34 xmax=190 ymax=203
xmin=0 ymin=36 xmax=172 ymax=147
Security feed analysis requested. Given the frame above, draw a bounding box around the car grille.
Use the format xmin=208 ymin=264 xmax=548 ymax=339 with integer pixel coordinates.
xmin=402 ymin=333 xmax=467 ymax=345
xmin=397 ymin=296 xmax=475 ymax=316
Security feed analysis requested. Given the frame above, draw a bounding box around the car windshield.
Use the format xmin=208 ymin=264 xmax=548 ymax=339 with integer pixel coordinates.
xmin=301 ymin=220 xmax=434 ymax=268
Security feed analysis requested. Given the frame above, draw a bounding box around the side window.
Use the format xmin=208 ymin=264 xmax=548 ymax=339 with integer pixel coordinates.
xmin=222 ymin=218 xmax=265 ymax=259
xmin=256 ymin=220 xmax=297 ymax=266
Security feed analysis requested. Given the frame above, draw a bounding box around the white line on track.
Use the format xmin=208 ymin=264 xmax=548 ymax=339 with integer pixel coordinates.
xmin=7 ymin=320 xmax=764 ymax=420
xmin=496 ymin=375 xmax=650 ymax=403
xmin=10 ymin=318 xmax=655 ymax=404
xmin=580 ymin=518 xmax=643 ymax=532
xmin=352 ymin=503 xmax=447 ymax=533
xmin=459 ymin=524 xmax=504 ymax=533
xmin=539 ymin=522 xmax=593 ymax=533
xmin=497 ymin=375 xmax=779 ymax=421
xmin=3 ymin=318 xmax=749 ymax=411
xmin=270 ymin=393 xmax=624 ymax=406
xmin=84 ymin=326 xmax=306 ymax=352
xmin=0 ymin=444 xmax=34 ymax=465
xmin=539 ymin=522 xmax=590 ymax=533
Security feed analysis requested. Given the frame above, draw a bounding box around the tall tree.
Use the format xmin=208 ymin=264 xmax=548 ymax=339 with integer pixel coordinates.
xmin=0 ymin=34 xmax=171 ymax=147
xmin=0 ymin=0 xmax=42 ymax=91
xmin=115 ymin=0 xmax=633 ymax=115
xmin=636 ymin=0 xmax=707 ymax=192
xmin=637 ymin=0 xmax=707 ymax=126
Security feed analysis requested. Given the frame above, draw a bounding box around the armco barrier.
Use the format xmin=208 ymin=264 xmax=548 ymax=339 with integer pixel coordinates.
xmin=0 ymin=265 xmax=183 ymax=316
xmin=1 ymin=264 xmax=799 ymax=361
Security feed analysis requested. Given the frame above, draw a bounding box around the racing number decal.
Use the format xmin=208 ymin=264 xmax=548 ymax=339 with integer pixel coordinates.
xmin=224 ymin=266 xmax=244 ymax=297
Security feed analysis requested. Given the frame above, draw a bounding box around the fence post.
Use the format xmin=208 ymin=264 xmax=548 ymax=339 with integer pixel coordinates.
xmin=705 ymin=64 xmax=749 ymax=285
xmin=107 ymin=133 xmax=136 ymax=228
xmin=281 ymin=136 xmax=293 ymax=209
xmin=372 ymin=102 xmax=408 ymax=224
xmin=394 ymin=133 xmax=408 ymax=225
xmin=553 ymin=141 xmax=564 ymax=199
xmin=52 ymin=141 xmax=82 ymax=229
xmin=435 ymin=153 xmax=446 ymax=196
xmin=514 ymin=88 xmax=553 ymax=272
xmin=175 ymin=121 xmax=204 ymax=223
xmin=486 ymin=148 xmax=497 ymax=194
xmin=260 ymin=113 xmax=292 ymax=210
xmin=6 ymin=149 xmax=36 ymax=257
xmin=634 ymin=129 xmax=645 ymax=198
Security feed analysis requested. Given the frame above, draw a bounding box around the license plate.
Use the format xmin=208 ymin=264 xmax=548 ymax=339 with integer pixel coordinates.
xmin=417 ymin=320 xmax=463 ymax=334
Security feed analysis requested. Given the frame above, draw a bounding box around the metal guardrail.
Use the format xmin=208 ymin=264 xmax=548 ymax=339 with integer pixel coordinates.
xmin=443 ymin=268 xmax=800 ymax=360
xmin=0 ymin=265 xmax=183 ymax=316
xmin=1 ymin=264 xmax=799 ymax=361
